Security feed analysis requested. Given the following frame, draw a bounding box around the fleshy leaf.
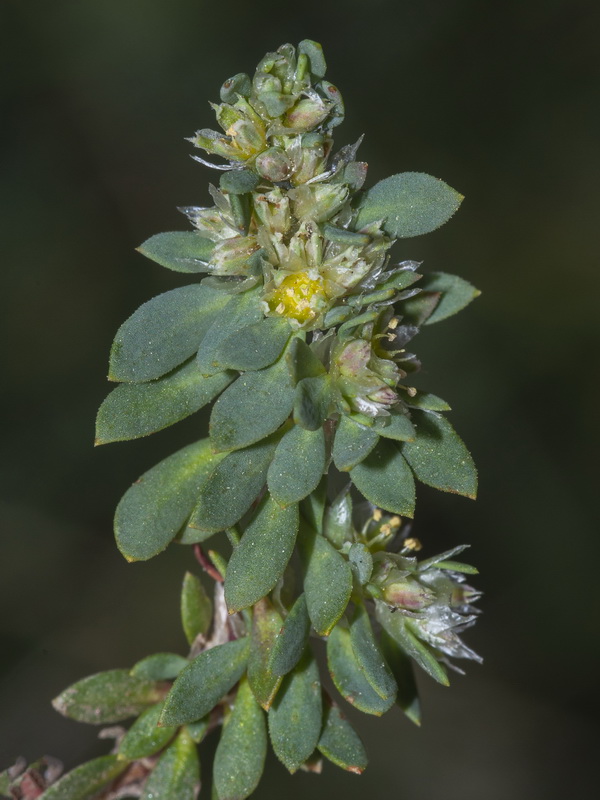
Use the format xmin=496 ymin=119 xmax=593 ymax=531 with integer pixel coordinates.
xmin=130 ymin=653 xmax=189 ymax=681
xmin=379 ymin=629 xmax=421 ymax=725
xmin=300 ymin=525 xmax=352 ymax=636
xmin=119 ymin=703 xmax=177 ymax=760
xmin=37 ymin=756 xmax=128 ymax=800
xmin=52 ymin=669 xmax=162 ymax=724
xmin=349 ymin=604 xmax=397 ymax=701
xmin=354 ymin=172 xmax=463 ymax=238
xmin=248 ymin=599 xmax=283 ymax=710
xmin=196 ymin=287 xmax=264 ymax=377
xmin=109 ymin=285 xmax=231 ymax=383
xmin=213 ymin=318 xmax=292 ymax=372
xmin=416 ymin=272 xmax=480 ymax=324
xmin=372 ymin=410 xmax=416 ymax=442
xmin=268 ymin=594 xmax=310 ymax=677
xmin=299 ymin=476 xmax=327 ymax=533
xmin=96 ymin=361 xmax=233 ymax=444
xmin=181 ymin=572 xmax=213 ymax=646
xmin=293 ymin=375 xmax=332 ymax=431
xmin=317 ymin=698 xmax=368 ymax=774
xmin=323 ymin=486 xmax=353 ymax=548
xmin=213 ymin=678 xmax=267 ymax=800
xmin=161 ymin=638 xmax=249 ymax=726
xmin=224 ymin=497 xmax=299 ymax=613
xmin=401 ymin=411 xmax=477 ymax=498
xmin=332 ymin=415 xmax=379 ymax=471
xmin=268 ymin=651 xmax=322 ymax=774
xmin=268 ymin=425 xmax=326 ymax=506
xmin=115 ymin=439 xmax=223 ymax=561
xmin=286 ymin=337 xmax=326 ymax=383
xmin=140 ymin=729 xmax=200 ymax=800
xmin=210 ymin=353 xmax=295 ymax=452
xmin=327 ymin=622 xmax=395 ymax=716
xmin=348 ymin=543 xmax=373 ymax=585
xmin=137 ymin=231 xmax=214 ymax=273
xmin=350 ymin=439 xmax=416 ymax=517
xmin=188 ymin=434 xmax=279 ymax=533
xmin=404 ymin=390 xmax=451 ymax=411
xmin=376 ymin=602 xmax=449 ymax=686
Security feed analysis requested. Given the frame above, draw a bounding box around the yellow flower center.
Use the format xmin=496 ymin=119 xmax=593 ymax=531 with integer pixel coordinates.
xmin=268 ymin=272 xmax=325 ymax=323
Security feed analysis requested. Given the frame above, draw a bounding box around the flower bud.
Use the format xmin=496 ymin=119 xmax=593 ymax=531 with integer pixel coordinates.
xmin=255 ymin=147 xmax=293 ymax=182
xmin=382 ymin=578 xmax=435 ymax=610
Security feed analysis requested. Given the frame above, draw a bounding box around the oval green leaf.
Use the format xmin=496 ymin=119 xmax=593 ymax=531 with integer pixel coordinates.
xmin=350 ymin=439 xmax=416 ymax=517
xmin=213 ymin=678 xmax=267 ymax=800
xmin=52 ymin=669 xmax=162 ymax=724
xmin=109 ymin=284 xmax=231 ymax=383
xmin=210 ymin=355 xmax=295 ymax=452
xmin=268 ymin=425 xmax=326 ymax=506
xmin=415 ymin=271 xmax=480 ymax=324
xmin=96 ymin=361 xmax=233 ymax=444
xmin=379 ymin=628 xmax=421 ymax=725
xmin=115 ymin=439 xmax=224 ymax=561
xmin=214 ymin=318 xmax=292 ymax=372
xmin=137 ymin=231 xmax=214 ymax=272
xmin=119 ymin=703 xmax=177 ymax=760
xmin=188 ymin=435 xmax=278 ymax=534
xmin=332 ymin=415 xmax=379 ymax=471
xmin=140 ymin=729 xmax=200 ymax=800
xmin=131 ymin=653 xmax=189 ymax=681
xmin=247 ymin=599 xmax=283 ymax=710
xmin=268 ymin=594 xmax=311 ymax=677
xmin=372 ymin=410 xmax=416 ymax=442
xmin=401 ymin=410 xmax=477 ymax=498
xmin=354 ymin=172 xmax=463 ymax=239
xmin=38 ymin=755 xmax=128 ymax=800
xmin=161 ymin=638 xmax=249 ymax=726
xmin=317 ymin=699 xmax=368 ymax=774
xmin=300 ymin=526 xmax=352 ymax=636
xmin=349 ymin=604 xmax=397 ymax=701
xmin=268 ymin=651 xmax=322 ymax=774
xmin=224 ymin=497 xmax=299 ymax=614
xmin=327 ymin=622 xmax=395 ymax=716
xmin=181 ymin=571 xmax=213 ymax=646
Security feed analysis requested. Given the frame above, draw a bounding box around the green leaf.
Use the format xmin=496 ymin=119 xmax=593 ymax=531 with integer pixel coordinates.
xmin=52 ymin=669 xmax=162 ymax=724
xmin=115 ymin=439 xmax=223 ymax=562
xmin=185 ymin=717 xmax=210 ymax=744
xmin=224 ymin=497 xmax=299 ymax=613
xmin=401 ymin=411 xmax=477 ymax=498
xmin=268 ymin=594 xmax=310 ymax=677
xmin=349 ymin=604 xmax=397 ymax=701
xmin=109 ymin=284 xmax=231 ymax=383
xmin=181 ymin=572 xmax=213 ymax=646
xmin=372 ymin=409 xmax=416 ymax=442
xmin=293 ymin=375 xmax=332 ymax=430
xmin=140 ymin=729 xmax=200 ymax=800
xmin=354 ymin=172 xmax=463 ymax=239
xmin=415 ymin=272 xmax=480 ymax=324
xmin=96 ymin=361 xmax=233 ymax=444
xmin=332 ymin=416 xmax=379 ymax=471
xmin=213 ymin=678 xmax=267 ymax=800
xmin=348 ymin=543 xmax=373 ymax=585
xmin=213 ymin=318 xmax=292 ymax=372
xmin=317 ymin=699 xmax=368 ymax=774
xmin=196 ymin=287 xmax=264 ymax=377
xmin=396 ymin=291 xmax=441 ymax=326
xmin=350 ymin=439 xmax=416 ymax=517
xmin=131 ymin=653 xmax=189 ymax=681
xmin=268 ymin=651 xmax=322 ymax=774
xmin=298 ymin=39 xmax=327 ymax=78
xmin=188 ymin=435 xmax=278 ymax=533
xmin=376 ymin=602 xmax=449 ymax=686
xmin=161 ymin=638 xmax=249 ymax=726
xmin=119 ymin=703 xmax=177 ymax=760
xmin=268 ymin=425 xmax=326 ymax=506
xmin=404 ymin=390 xmax=451 ymax=411
xmin=327 ymin=622 xmax=395 ymax=716
xmin=210 ymin=355 xmax=295 ymax=452
xmin=323 ymin=486 xmax=353 ymax=548
xmin=220 ymin=169 xmax=259 ymax=194
xmin=38 ymin=756 xmax=128 ymax=800
xmin=434 ymin=559 xmax=479 ymax=574
xmin=286 ymin=337 xmax=326 ymax=383
xmin=137 ymin=231 xmax=214 ymax=273
xmin=300 ymin=525 xmax=352 ymax=636
xmin=248 ymin=599 xmax=283 ymax=710
xmin=379 ymin=629 xmax=421 ymax=725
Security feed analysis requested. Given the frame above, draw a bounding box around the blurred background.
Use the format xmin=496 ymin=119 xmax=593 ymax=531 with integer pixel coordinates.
xmin=1 ymin=0 xmax=599 ymax=797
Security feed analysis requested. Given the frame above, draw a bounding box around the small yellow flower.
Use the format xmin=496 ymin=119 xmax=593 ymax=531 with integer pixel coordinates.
xmin=267 ymin=272 xmax=326 ymax=323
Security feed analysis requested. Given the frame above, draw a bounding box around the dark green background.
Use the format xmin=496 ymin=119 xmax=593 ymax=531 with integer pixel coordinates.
xmin=1 ymin=1 xmax=598 ymax=797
